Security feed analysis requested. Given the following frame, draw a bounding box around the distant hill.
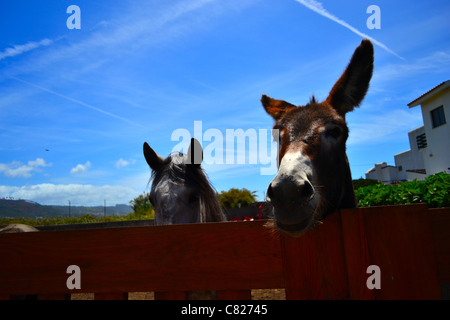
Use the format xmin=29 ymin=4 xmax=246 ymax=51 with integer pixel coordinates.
xmin=0 ymin=199 xmax=132 ymax=218
xmin=0 ymin=199 xmax=61 ymax=218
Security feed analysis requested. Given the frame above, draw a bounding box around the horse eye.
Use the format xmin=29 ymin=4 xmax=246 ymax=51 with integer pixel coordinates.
xmin=325 ymin=127 xmax=341 ymax=139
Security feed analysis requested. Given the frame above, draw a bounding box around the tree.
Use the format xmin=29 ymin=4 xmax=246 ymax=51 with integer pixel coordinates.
xmin=218 ymin=188 xmax=257 ymax=208
xmin=129 ymin=192 xmax=154 ymax=219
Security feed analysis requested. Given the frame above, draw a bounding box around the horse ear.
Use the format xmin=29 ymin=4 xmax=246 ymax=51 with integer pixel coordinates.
xmin=325 ymin=39 xmax=374 ymax=116
xmin=261 ymin=94 xmax=296 ymax=120
xmin=143 ymin=142 xmax=164 ymax=171
xmin=187 ymin=138 xmax=203 ymax=166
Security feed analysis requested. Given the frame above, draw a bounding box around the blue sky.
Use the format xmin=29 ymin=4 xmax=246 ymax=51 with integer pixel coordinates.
xmin=0 ymin=0 xmax=449 ymax=206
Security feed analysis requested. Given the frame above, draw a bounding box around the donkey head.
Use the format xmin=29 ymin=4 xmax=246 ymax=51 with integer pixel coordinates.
xmin=261 ymin=40 xmax=374 ymax=236
xmin=143 ymin=138 xmax=217 ymax=225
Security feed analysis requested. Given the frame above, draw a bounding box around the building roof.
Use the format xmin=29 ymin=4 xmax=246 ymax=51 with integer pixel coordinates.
xmin=365 ymin=162 xmax=396 ymax=175
xmin=408 ymin=80 xmax=450 ymax=108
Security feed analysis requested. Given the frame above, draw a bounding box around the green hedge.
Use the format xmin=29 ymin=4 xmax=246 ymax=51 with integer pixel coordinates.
xmin=355 ymin=172 xmax=449 ymax=208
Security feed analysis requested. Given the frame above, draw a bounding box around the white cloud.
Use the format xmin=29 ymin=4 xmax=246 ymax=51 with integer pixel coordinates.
xmin=0 ymin=162 xmax=33 ymax=178
xmin=295 ymin=0 xmax=404 ymax=60
xmin=0 ymin=38 xmax=53 ymax=60
xmin=70 ymin=161 xmax=91 ymax=174
xmin=115 ymin=158 xmax=134 ymax=168
xmin=0 ymin=158 xmax=52 ymax=178
xmin=0 ymin=184 xmax=141 ymax=206
xmin=28 ymin=158 xmax=51 ymax=167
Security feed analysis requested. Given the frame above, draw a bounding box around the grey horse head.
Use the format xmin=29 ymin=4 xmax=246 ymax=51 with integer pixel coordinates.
xmin=143 ymin=138 xmax=225 ymax=226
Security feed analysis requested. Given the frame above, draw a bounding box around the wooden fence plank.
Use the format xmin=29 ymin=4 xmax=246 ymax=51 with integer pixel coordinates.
xmin=429 ymin=208 xmax=450 ymax=284
xmin=37 ymin=294 xmax=71 ymax=300
xmin=154 ymin=291 xmax=186 ymax=300
xmin=341 ymin=204 xmax=441 ymax=299
xmin=217 ymin=289 xmax=252 ymax=300
xmin=95 ymin=293 xmax=128 ymax=300
xmin=0 ymin=220 xmax=283 ymax=296
xmin=281 ymin=212 xmax=348 ymax=299
xmin=339 ymin=208 xmax=375 ymax=300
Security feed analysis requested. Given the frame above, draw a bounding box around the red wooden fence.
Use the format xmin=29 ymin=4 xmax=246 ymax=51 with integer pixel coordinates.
xmin=0 ymin=204 xmax=448 ymax=300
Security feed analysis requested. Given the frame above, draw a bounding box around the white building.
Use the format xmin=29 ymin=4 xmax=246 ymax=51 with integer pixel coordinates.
xmin=366 ymin=80 xmax=450 ymax=183
xmin=365 ymin=162 xmax=401 ymax=184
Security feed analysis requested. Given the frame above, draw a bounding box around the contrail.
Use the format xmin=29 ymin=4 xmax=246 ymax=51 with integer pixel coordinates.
xmin=10 ymin=77 xmax=145 ymax=128
xmin=0 ymin=39 xmax=53 ymax=60
xmin=295 ymin=0 xmax=405 ymax=60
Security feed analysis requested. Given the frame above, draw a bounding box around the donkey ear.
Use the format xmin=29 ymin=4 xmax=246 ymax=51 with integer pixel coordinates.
xmin=261 ymin=94 xmax=296 ymax=120
xmin=186 ymin=138 xmax=203 ymax=166
xmin=143 ymin=142 xmax=164 ymax=171
xmin=325 ymin=39 xmax=374 ymax=116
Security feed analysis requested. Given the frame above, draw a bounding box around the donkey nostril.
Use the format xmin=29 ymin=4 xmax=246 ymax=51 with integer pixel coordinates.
xmin=266 ymin=184 xmax=275 ymax=203
xmin=300 ymin=180 xmax=314 ymax=200
xmin=266 ymin=183 xmax=282 ymax=205
xmin=267 ymin=178 xmax=314 ymax=205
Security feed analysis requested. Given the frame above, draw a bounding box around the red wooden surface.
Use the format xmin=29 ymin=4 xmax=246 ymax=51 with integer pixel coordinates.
xmin=0 ymin=220 xmax=283 ymax=297
xmin=154 ymin=289 xmax=252 ymax=300
xmin=341 ymin=204 xmax=442 ymax=299
xmin=154 ymin=291 xmax=186 ymax=300
xmin=281 ymin=212 xmax=348 ymax=299
xmin=338 ymin=207 xmax=375 ymax=300
xmin=38 ymin=294 xmax=71 ymax=300
xmin=95 ymin=292 xmax=129 ymax=300
xmin=429 ymin=207 xmax=450 ymax=284
xmin=0 ymin=205 xmax=448 ymax=300
xmin=217 ymin=289 xmax=252 ymax=300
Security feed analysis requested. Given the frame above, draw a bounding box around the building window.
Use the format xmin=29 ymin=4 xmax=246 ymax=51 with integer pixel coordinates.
xmin=416 ymin=133 xmax=427 ymax=149
xmin=431 ymin=105 xmax=446 ymax=128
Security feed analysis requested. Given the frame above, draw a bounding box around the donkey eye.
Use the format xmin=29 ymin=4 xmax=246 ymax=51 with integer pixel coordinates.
xmin=325 ymin=127 xmax=341 ymax=139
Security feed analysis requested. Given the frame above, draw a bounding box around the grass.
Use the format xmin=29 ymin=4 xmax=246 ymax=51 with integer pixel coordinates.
xmin=0 ymin=210 xmax=155 ymax=227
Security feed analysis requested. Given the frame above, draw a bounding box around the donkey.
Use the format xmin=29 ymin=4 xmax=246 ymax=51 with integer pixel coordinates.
xmin=143 ymin=138 xmax=226 ymax=225
xmin=261 ymin=39 xmax=374 ymax=236
xmin=143 ymin=138 xmax=226 ymax=299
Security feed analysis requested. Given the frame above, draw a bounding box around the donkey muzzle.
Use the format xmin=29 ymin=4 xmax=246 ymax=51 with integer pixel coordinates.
xmin=266 ymin=150 xmax=317 ymax=235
